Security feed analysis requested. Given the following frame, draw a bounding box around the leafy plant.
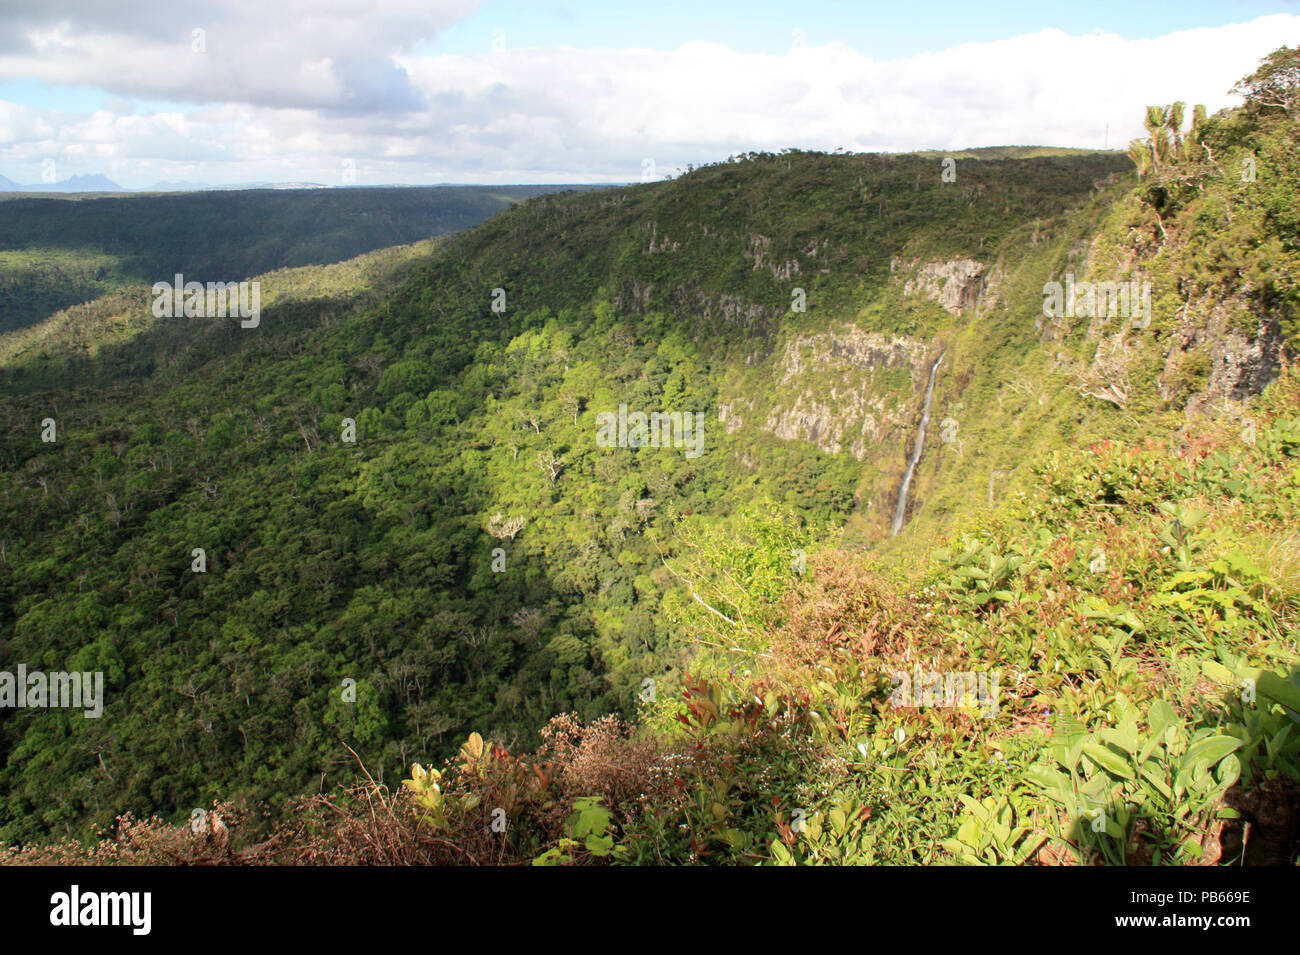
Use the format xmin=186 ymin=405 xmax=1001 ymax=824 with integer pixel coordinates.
xmin=532 ymin=797 xmax=628 ymax=866
xmin=1026 ymin=695 xmax=1243 ymax=864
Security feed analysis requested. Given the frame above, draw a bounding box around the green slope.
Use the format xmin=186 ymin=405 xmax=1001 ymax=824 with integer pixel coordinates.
xmin=0 ymin=185 xmax=607 ymax=335
xmin=0 ymin=71 xmax=1296 ymax=859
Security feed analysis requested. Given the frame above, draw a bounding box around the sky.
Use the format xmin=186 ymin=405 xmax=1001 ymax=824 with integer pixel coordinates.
xmin=0 ymin=1 xmax=1297 ymax=188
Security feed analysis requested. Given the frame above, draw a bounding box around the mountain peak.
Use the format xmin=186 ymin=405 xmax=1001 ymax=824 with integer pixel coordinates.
xmin=0 ymin=171 xmax=124 ymax=192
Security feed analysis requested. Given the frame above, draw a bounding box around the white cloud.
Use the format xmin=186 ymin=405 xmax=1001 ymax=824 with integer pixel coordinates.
xmin=0 ymin=0 xmax=481 ymax=112
xmin=1 ymin=12 xmax=1296 ymax=186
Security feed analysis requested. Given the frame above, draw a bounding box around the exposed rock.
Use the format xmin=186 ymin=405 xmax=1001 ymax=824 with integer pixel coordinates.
xmin=724 ymin=326 xmax=930 ymax=459
xmin=645 ymin=222 xmax=680 ymax=253
xmin=716 ymin=398 xmax=753 ymax=435
xmin=669 ymin=286 xmax=782 ymax=340
xmin=743 ymin=232 xmax=801 ymax=279
xmin=614 ymin=280 xmax=654 ymax=314
xmin=779 ymin=327 xmax=925 ymax=383
xmin=892 ymin=257 xmax=993 ymax=316
xmin=763 ymin=393 xmax=893 ymax=459
xmin=1162 ymin=300 xmax=1290 ymax=414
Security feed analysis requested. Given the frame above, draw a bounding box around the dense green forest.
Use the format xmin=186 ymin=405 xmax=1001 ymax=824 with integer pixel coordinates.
xmin=1 ymin=52 xmax=1298 ymax=864
xmin=0 ymin=185 xmax=604 ymax=334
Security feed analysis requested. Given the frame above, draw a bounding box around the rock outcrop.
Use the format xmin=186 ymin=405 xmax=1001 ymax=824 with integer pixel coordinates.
xmin=892 ymin=257 xmax=994 ymax=316
xmin=722 ymin=326 xmax=930 ymax=459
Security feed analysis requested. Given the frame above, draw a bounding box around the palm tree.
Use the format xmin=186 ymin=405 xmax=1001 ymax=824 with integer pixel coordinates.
xmin=1144 ymin=105 xmax=1167 ymax=171
xmin=1127 ymin=139 xmax=1153 ymax=179
xmin=1165 ymin=101 xmax=1186 ymax=154
xmin=1183 ymin=104 xmax=1209 ymax=162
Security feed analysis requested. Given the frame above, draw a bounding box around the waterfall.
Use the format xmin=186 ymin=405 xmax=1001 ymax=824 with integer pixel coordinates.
xmin=890 ymin=350 xmax=945 ymax=536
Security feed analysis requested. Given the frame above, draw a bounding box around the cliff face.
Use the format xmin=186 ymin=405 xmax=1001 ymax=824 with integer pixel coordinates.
xmin=717 ymin=259 xmax=1002 ymax=465
xmin=752 ymin=328 xmax=929 ymax=460
xmin=892 ymin=257 xmax=996 ymax=317
xmin=1160 ymin=301 xmax=1289 ymax=414
xmin=1051 ymin=185 xmax=1296 ymax=422
xmin=706 ymin=131 xmax=1298 ymax=546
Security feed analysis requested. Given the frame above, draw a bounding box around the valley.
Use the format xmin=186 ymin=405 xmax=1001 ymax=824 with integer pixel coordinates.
xmin=0 ymin=57 xmax=1298 ymax=869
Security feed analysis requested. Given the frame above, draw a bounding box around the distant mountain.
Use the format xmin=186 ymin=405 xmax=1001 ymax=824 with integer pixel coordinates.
xmin=44 ymin=173 xmax=125 ymax=192
xmin=0 ymin=172 xmax=125 ymax=193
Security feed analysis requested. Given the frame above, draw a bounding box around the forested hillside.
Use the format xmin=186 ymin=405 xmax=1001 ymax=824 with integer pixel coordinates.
xmin=0 ymin=185 xmax=602 ymax=334
xmin=1 ymin=53 xmax=1297 ymax=865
